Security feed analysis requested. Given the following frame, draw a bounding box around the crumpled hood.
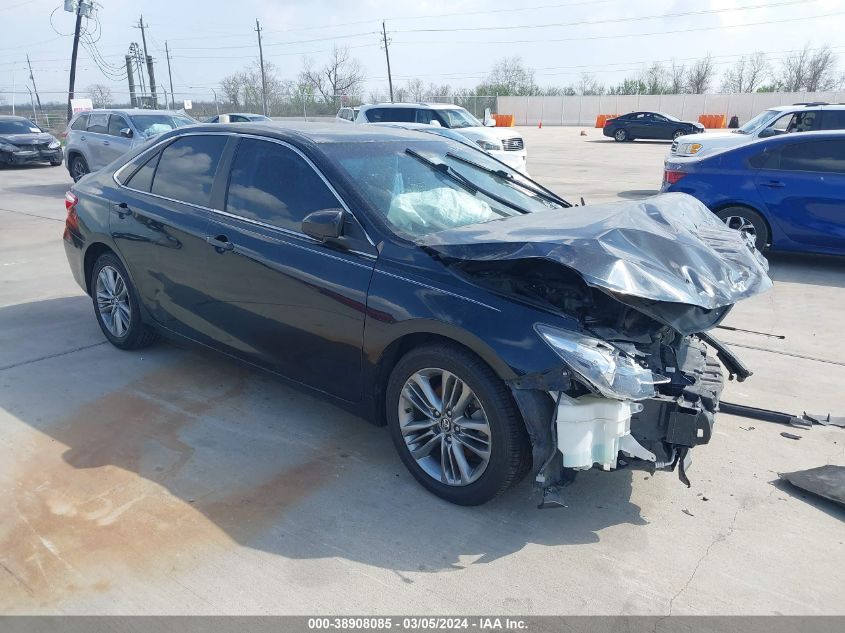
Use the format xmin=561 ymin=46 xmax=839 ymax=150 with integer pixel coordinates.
xmin=420 ymin=193 xmax=772 ymax=310
xmin=0 ymin=133 xmax=55 ymax=146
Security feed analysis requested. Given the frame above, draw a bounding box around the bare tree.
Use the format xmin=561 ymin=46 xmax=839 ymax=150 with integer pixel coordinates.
xmin=299 ymin=46 xmax=365 ymax=104
xmin=669 ymin=60 xmax=686 ymax=93
xmin=478 ymin=56 xmax=538 ymax=95
xmin=685 ymin=54 xmax=715 ymax=93
xmin=804 ymin=45 xmax=839 ymax=91
xmin=87 ymin=83 xmax=113 ymax=108
xmin=576 ymin=72 xmax=604 ymax=95
xmin=220 ymin=73 xmax=242 ymax=109
xmin=407 ymin=78 xmax=425 ymax=102
xmin=721 ymin=52 xmax=769 ymax=93
xmin=642 ymin=62 xmax=668 ymax=94
xmin=780 ymin=45 xmax=811 ymax=92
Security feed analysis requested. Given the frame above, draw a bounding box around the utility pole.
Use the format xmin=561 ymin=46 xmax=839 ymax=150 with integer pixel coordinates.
xmin=136 ymin=16 xmax=157 ymax=107
xmin=66 ymin=0 xmax=85 ymax=121
xmin=26 ymin=54 xmax=43 ymax=114
xmin=165 ymin=41 xmax=175 ymax=110
xmin=255 ymin=19 xmax=268 ymax=116
xmin=381 ymin=21 xmax=394 ymax=103
xmin=125 ymin=54 xmax=137 ymax=107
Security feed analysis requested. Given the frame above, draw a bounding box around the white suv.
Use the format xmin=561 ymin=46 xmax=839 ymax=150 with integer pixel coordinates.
xmin=670 ymin=102 xmax=845 ymax=158
xmin=356 ymin=103 xmax=527 ymax=173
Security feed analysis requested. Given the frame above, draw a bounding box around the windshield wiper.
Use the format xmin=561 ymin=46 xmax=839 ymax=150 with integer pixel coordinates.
xmin=404 ymin=148 xmax=531 ymax=216
xmin=445 ymin=152 xmax=570 ymax=207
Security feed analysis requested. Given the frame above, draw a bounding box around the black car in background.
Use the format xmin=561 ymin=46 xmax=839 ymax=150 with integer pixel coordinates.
xmin=0 ymin=115 xmax=64 ymax=167
xmin=62 ymin=123 xmax=770 ymax=506
xmin=603 ymin=112 xmax=704 ymax=142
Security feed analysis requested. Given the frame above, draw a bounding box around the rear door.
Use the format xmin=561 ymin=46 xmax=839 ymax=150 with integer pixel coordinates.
xmin=84 ymin=112 xmax=111 ymax=170
xmin=627 ymin=113 xmax=652 ymax=138
xmin=201 ymin=136 xmax=377 ymax=401
xmin=755 ymin=138 xmax=845 ymax=251
xmin=110 ymin=133 xmax=234 ymax=339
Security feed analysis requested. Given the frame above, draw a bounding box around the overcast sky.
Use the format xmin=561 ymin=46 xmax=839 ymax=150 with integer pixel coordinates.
xmin=1 ymin=0 xmax=843 ymax=105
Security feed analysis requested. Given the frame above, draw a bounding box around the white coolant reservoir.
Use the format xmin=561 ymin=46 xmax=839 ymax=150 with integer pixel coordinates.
xmin=555 ymin=395 xmax=643 ymax=470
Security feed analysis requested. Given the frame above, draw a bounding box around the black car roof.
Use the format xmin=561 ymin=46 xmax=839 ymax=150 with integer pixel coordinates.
xmin=177 ymin=121 xmax=438 ymax=145
xmin=0 ymin=115 xmax=31 ymax=121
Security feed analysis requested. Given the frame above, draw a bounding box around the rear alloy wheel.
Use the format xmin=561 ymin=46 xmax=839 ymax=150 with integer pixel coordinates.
xmin=716 ymin=207 xmax=770 ymax=252
xmin=386 ymin=344 xmax=530 ymax=505
xmin=672 ymin=129 xmax=686 ymax=140
xmin=70 ymin=155 xmax=89 ymax=182
xmin=91 ymin=252 xmax=158 ymax=350
xmin=614 ymin=129 xmax=628 ymax=142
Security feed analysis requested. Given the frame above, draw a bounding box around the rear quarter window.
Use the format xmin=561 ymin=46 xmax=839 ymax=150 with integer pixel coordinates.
xmin=365 ymin=108 xmax=416 ymax=123
xmin=71 ymin=114 xmax=89 ymax=131
xmin=819 ymin=110 xmax=845 ymax=130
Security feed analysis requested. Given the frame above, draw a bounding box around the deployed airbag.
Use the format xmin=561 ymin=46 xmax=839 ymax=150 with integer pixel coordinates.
xmin=421 ymin=193 xmax=772 ymax=310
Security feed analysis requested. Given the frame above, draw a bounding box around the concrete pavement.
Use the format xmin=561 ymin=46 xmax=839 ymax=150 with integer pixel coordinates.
xmin=0 ymin=129 xmax=843 ymax=615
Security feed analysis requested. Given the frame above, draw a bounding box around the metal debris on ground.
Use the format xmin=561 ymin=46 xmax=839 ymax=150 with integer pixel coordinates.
xmin=779 ymin=465 xmax=845 ymax=508
xmin=780 ymin=432 xmax=802 ymax=441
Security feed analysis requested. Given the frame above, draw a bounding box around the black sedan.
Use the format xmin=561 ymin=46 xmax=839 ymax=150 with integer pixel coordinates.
xmin=62 ymin=123 xmax=769 ymax=506
xmin=0 ymin=115 xmax=64 ymax=166
xmin=603 ymin=111 xmax=704 ymax=142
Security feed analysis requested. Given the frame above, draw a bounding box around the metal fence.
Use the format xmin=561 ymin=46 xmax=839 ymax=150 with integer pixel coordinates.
xmin=497 ymin=91 xmax=845 ymax=126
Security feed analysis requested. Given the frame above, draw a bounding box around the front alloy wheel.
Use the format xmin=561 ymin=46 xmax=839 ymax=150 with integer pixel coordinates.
xmin=398 ymin=368 xmax=492 ymax=486
xmin=614 ymin=129 xmax=628 ymax=142
xmin=386 ymin=344 xmax=530 ymax=505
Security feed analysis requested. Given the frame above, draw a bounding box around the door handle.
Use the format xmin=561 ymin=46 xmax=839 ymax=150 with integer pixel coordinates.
xmin=102 ymin=140 xmax=110 ymax=146
xmin=115 ymin=202 xmax=130 ymax=219
xmin=206 ymin=234 xmax=234 ymax=252
xmin=761 ymin=180 xmax=785 ymax=188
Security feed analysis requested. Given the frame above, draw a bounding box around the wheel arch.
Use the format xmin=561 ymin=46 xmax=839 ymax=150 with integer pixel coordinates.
xmin=712 ymin=201 xmax=774 ymax=242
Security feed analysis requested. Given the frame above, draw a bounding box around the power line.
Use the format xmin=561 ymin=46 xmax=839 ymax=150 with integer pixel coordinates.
xmin=393 ymin=0 xmax=814 ymax=33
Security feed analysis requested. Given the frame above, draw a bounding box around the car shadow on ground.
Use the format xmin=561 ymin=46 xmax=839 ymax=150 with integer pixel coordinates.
xmin=4 ymin=181 xmax=73 ymax=199
xmin=617 ymin=189 xmax=660 ymax=199
xmin=585 ymin=139 xmax=673 ymax=145
xmin=766 ymin=252 xmax=845 ymax=289
xmin=0 ymin=296 xmax=652 ymax=604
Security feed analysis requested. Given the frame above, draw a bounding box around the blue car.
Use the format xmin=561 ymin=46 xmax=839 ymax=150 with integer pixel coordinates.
xmin=662 ymin=131 xmax=845 ymax=255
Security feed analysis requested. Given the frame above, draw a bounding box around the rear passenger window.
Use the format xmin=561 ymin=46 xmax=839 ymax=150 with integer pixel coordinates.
xmin=366 ymin=107 xmax=415 ymax=123
xmin=71 ymin=114 xmax=88 ymax=130
xmin=780 ymin=140 xmax=845 ymax=174
xmin=87 ymin=113 xmax=109 ymax=134
xmin=225 ymin=138 xmax=340 ymax=233
xmin=151 ymin=135 xmax=228 ymax=207
xmin=819 ymin=110 xmax=845 ymax=130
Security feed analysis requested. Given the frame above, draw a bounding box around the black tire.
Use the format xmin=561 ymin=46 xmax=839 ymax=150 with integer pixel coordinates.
xmin=386 ymin=343 xmax=531 ymax=506
xmin=613 ymin=128 xmax=628 ymax=142
xmin=70 ymin=155 xmax=89 ymax=182
xmin=715 ymin=206 xmax=770 ymax=252
xmin=90 ymin=252 xmax=158 ymax=350
xmin=672 ymin=129 xmax=686 ymax=140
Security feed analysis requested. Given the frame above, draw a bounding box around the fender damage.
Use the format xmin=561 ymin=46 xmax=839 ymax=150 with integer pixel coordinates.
xmin=420 ymin=193 xmax=773 ymax=501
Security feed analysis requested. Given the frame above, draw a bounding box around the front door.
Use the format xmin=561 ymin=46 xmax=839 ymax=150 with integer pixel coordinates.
xmin=200 ymin=137 xmax=377 ymax=402
xmin=755 ymin=138 xmax=845 ymax=251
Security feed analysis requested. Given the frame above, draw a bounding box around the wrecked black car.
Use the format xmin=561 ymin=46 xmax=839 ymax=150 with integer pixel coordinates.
xmin=62 ymin=123 xmax=771 ymax=506
xmin=0 ymin=116 xmax=64 ymax=167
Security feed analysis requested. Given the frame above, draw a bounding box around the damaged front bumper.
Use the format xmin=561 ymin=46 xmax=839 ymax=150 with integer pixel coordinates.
xmin=510 ymin=336 xmax=727 ymax=506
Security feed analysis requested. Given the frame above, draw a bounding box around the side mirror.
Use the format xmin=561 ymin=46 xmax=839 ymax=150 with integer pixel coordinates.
xmin=302 ymin=208 xmax=345 ymax=241
xmin=758 ymin=128 xmax=777 ymax=138
xmin=120 ymin=127 xmax=133 ymax=138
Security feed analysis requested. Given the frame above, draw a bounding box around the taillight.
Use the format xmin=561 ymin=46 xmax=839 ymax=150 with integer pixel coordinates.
xmin=64 ymin=191 xmax=79 ymax=237
xmin=664 ymin=169 xmax=686 ymax=185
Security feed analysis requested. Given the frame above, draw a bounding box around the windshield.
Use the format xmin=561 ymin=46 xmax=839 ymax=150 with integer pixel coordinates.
xmin=737 ymin=109 xmax=779 ymax=134
xmin=438 ymin=108 xmax=482 ymax=129
xmin=0 ymin=119 xmax=42 ymax=135
xmin=324 ymin=138 xmax=565 ymax=237
xmin=130 ymin=114 xmax=195 ymax=137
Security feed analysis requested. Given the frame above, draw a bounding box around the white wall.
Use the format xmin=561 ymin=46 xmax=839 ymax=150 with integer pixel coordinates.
xmin=498 ymin=92 xmax=844 ymax=126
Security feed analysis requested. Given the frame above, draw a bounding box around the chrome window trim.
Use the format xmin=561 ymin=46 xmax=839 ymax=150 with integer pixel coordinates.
xmin=112 ymin=130 xmax=377 ymax=250
xmin=375 ymin=269 xmax=500 ymax=312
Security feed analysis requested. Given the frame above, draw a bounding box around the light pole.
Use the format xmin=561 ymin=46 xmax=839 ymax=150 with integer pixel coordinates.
xmin=210 ymin=88 xmax=219 ymax=115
